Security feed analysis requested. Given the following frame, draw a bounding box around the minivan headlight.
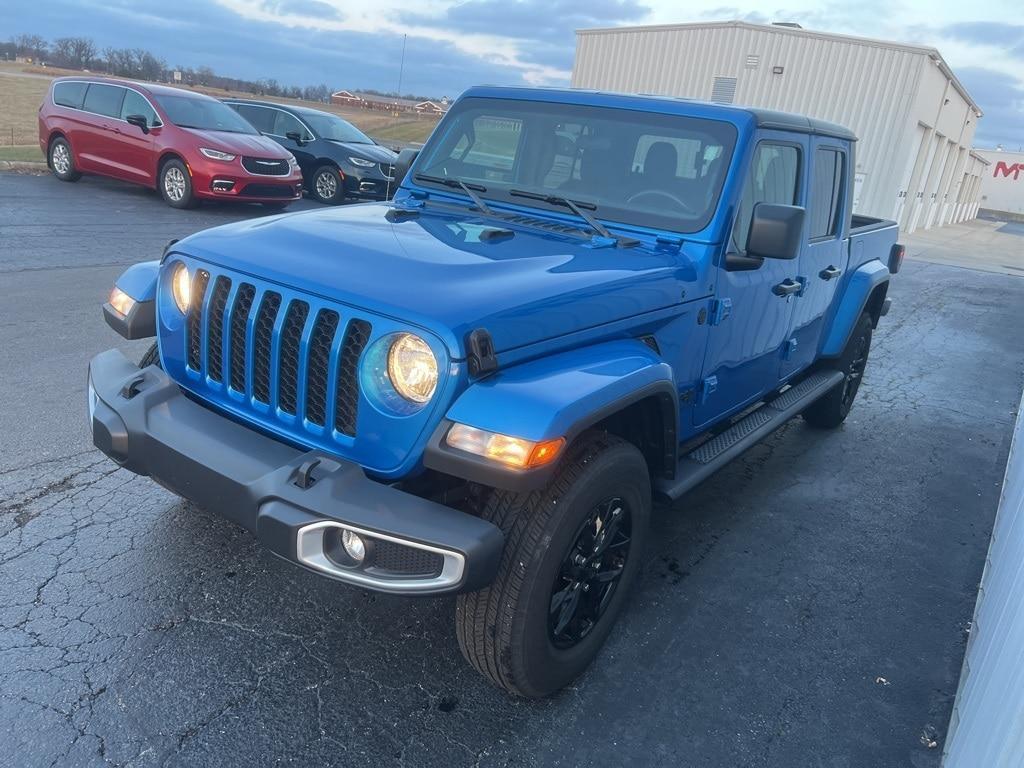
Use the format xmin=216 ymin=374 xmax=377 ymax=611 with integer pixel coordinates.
xmin=387 ymin=333 xmax=437 ymax=404
xmin=348 ymin=156 xmax=375 ymax=168
xmin=200 ymin=147 xmax=236 ymax=161
xmin=171 ymin=263 xmax=191 ymax=313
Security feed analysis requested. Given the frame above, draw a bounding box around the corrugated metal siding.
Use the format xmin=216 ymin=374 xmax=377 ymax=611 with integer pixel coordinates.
xmin=944 ymin=388 xmax=1024 ymax=766
xmin=573 ymin=24 xmax=977 ymax=225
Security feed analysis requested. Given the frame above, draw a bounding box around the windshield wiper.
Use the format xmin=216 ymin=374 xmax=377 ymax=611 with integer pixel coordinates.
xmin=509 ymin=189 xmax=620 ymax=242
xmin=414 ymin=174 xmax=493 ymax=215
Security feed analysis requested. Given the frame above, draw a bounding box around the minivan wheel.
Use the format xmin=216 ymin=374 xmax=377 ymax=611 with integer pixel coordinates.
xmin=49 ymin=137 xmax=81 ymax=182
xmin=311 ymin=165 xmax=343 ymax=204
xmin=159 ymin=159 xmax=197 ymax=209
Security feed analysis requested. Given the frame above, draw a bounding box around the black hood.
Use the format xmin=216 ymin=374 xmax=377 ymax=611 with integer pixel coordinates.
xmin=326 ymin=140 xmax=397 ymax=162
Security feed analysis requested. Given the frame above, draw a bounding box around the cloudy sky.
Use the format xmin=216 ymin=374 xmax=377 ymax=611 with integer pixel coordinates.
xmin=4 ymin=0 xmax=1021 ymax=146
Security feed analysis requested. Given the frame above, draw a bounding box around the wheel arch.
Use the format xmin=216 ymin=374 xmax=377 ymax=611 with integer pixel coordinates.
xmin=820 ymin=259 xmax=890 ymax=358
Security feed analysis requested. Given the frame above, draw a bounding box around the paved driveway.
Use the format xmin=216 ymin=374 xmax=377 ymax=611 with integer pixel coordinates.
xmin=2 ymin=172 xmax=1023 ymax=767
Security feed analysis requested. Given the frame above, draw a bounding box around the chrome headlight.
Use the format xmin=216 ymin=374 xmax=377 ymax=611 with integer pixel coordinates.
xmin=348 ymin=156 xmax=375 ymax=168
xmin=200 ymin=147 xmax=236 ymax=161
xmin=171 ymin=263 xmax=191 ymax=313
xmin=387 ymin=333 xmax=438 ymax=404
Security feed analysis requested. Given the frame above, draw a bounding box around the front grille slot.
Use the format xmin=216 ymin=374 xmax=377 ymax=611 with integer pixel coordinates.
xmin=206 ymin=276 xmax=232 ymax=382
xmin=186 ymin=270 xmax=210 ymax=370
xmin=229 ymin=284 xmax=256 ymax=392
xmin=335 ymin=319 xmax=371 ymax=436
xmin=305 ymin=309 xmax=340 ymax=426
xmin=252 ymin=292 xmax=281 ymax=404
xmin=379 ymin=162 xmax=395 ymax=179
xmin=277 ymin=300 xmax=309 ymax=415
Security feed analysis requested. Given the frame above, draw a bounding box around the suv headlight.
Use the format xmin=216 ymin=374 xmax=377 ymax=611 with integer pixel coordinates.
xmin=200 ymin=147 xmax=236 ymax=161
xmin=348 ymin=156 xmax=375 ymax=168
xmin=387 ymin=333 xmax=437 ymax=403
xmin=171 ymin=262 xmax=191 ymax=313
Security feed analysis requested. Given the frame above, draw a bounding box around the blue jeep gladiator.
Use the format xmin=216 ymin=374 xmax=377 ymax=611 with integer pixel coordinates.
xmin=88 ymin=86 xmax=901 ymax=697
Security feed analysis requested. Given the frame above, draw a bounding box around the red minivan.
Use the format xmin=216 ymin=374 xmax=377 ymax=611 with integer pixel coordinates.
xmin=38 ymin=77 xmax=304 ymax=209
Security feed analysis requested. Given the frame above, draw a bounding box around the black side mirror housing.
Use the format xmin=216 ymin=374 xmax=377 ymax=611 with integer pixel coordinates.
xmin=285 ymin=130 xmax=306 ymax=146
xmin=125 ymin=114 xmax=149 ymax=134
xmin=394 ymin=148 xmax=420 ymax=187
xmin=746 ymin=203 xmax=805 ymax=260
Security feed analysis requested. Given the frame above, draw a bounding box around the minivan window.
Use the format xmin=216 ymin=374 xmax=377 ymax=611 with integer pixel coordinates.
xmin=120 ymin=89 xmax=160 ymax=127
xmin=299 ymin=111 xmax=372 ymax=144
xmin=809 ymin=148 xmax=845 ymax=238
xmin=82 ymin=84 xmax=125 ymax=119
xmin=272 ymin=110 xmax=311 ymax=140
xmin=732 ymin=143 xmax=801 ymax=253
xmin=232 ymin=104 xmax=274 ymax=134
xmin=154 ymin=94 xmax=258 ymax=134
xmin=53 ymin=81 xmax=88 ymax=110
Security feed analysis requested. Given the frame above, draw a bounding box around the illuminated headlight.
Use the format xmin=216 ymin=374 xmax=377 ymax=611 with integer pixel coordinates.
xmin=171 ymin=263 xmax=191 ymax=313
xmin=387 ymin=333 xmax=438 ymax=404
xmin=446 ymin=424 xmax=565 ymax=470
xmin=348 ymin=156 xmax=375 ymax=168
xmin=200 ymin=147 xmax=236 ymax=161
xmin=108 ymin=287 xmax=135 ymax=317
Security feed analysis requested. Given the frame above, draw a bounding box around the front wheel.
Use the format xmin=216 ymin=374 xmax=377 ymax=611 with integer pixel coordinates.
xmin=159 ymin=159 xmax=196 ymax=209
xmin=803 ymin=311 xmax=873 ymax=428
xmin=456 ymin=432 xmax=650 ymax=697
xmin=310 ymin=165 xmax=343 ymax=205
xmin=49 ymin=137 xmax=81 ymax=182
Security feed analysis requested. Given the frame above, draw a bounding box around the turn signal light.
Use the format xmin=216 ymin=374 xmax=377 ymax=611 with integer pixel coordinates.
xmin=108 ymin=287 xmax=135 ymax=317
xmin=446 ymin=424 xmax=565 ymax=469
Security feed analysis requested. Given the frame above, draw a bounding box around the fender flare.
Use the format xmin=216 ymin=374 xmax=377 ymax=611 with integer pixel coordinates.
xmin=103 ymin=260 xmax=160 ymax=340
xmin=423 ymin=339 xmax=678 ymax=491
xmin=821 ymin=259 xmax=890 ymax=357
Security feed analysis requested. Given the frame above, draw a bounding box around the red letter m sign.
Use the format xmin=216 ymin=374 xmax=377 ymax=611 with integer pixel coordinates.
xmin=994 ymin=161 xmax=1023 ymax=180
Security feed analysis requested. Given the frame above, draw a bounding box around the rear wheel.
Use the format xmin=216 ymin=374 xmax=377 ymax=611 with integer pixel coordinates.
xmin=803 ymin=312 xmax=873 ymax=428
xmin=455 ymin=432 xmax=650 ymax=697
xmin=49 ymin=137 xmax=81 ymax=181
xmin=311 ymin=165 xmax=343 ymax=205
xmin=159 ymin=159 xmax=196 ymax=209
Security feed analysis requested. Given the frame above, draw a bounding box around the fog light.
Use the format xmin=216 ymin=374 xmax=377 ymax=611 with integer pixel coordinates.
xmin=342 ymin=529 xmax=366 ymax=563
xmin=211 ymin=179 xmax=235 ymax=192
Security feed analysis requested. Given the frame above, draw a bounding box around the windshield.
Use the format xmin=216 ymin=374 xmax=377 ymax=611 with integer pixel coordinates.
xmin=155 ymin=94 xmax=258 ymax=134
xmin=301 ymin=111 xmax=373 ymax=143
xmin=415 ymin=98 xmax=737 ymax=234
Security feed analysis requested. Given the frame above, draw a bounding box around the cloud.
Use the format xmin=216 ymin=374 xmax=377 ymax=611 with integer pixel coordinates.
xmin=940 ymin=22 xmax=1024 ymax=56
xmin=260 ymin=0 xmax=340 ymax=19
xmin=955 ymin=67 xmax=1024 ymax=148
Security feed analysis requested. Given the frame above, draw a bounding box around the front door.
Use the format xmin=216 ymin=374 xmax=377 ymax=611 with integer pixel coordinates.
xmin=783 ymin=139 xmax=850 ymax=377
xmin=694 ymin=134 xmax=806 ymax=429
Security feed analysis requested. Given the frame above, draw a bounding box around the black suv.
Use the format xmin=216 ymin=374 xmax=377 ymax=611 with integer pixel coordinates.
xmin=223 ymin=99 xmax=398 ymax=204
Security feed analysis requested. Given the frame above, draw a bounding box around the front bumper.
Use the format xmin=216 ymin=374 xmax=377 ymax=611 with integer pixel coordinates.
xmin=190 ymin=159 xmax=304 ymax=203
xmin=87 ymin=349 xmax=503 ymax=595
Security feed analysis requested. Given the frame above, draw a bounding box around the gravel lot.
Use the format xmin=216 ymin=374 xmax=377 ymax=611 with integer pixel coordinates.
xmin=1 ymin=171 xmax=1023 ymax=767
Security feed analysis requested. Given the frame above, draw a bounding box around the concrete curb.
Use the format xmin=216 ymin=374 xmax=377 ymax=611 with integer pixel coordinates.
xmin=0 ymin=160 xmax=48 ymax=175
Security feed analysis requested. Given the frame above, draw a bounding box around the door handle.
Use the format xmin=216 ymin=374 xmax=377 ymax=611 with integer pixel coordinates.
xmin=819 ymin=265 xmax=842 ymax=281
xmin=772 ymin=279 xmax=801 ymax=297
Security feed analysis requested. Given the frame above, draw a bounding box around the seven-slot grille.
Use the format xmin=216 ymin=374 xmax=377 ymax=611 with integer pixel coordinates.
xmin=241 ymin=156 xmax=290 ymax=176
xmin=185 ymin=272 xmax=372 ymax=436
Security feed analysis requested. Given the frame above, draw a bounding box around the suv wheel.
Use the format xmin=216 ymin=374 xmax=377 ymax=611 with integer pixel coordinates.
xmin=311 ymin=165 xmax=343 ymax=205
xmin=49 ymin=137 xmax=81 ymax=182
xmin=159 ymin=159 xmax=197 ymax=209
xmin=803 ymin=311 xmax=873 ymax=429
xmin=455 ymin=432 xmax=650 ymax=697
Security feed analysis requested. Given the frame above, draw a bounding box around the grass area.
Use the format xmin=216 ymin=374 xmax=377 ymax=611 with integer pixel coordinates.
xmin=0 ymin=145 xmax=44 ymax=162
xmin=0 ymin=62 xmax=438 ymax=149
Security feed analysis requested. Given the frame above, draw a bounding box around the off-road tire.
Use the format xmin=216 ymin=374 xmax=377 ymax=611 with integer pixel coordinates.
xmin=803 ymin=312 xmax=873 ymax=429
xmin=139 ymin=343 xmax=162 ymax=369
xmin=48 ymin=136 xmax=81 ymax=181
xmin=310 ymin=165 xmax=343 ymax=205
xmin=158 ymin=158 xmax=197 ymax=209
xmin=455 ymin=431 xmax=650 ymax=698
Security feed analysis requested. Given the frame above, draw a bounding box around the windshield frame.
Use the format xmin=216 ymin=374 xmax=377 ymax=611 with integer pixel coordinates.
xmin=411 ymin=97 xmax=739 ymax=236
xmin=300 ymin=110 xmax=373 ymax=144
xmin=154 ymin=93 xmax=259 ymax=135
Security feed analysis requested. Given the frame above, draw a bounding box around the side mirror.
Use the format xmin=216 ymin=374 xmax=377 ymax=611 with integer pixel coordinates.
xmin=285 ymin=130 xmax=306 ymax=146
xmin=394 ymin=148 xmax=420 ymax=187
xmin=746 ymin=203 xmax=805 ymax=260
xmin=125 ymin=114 xmax=149 ymax=134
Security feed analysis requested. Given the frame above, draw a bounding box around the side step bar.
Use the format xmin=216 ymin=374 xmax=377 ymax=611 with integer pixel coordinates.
xmin=654 ymin=370 xmax=844 ymax=502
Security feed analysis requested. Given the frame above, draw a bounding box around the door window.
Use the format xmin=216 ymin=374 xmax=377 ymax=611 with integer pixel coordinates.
xmin=809 ymin=148 xmax=845 ymax=238
xmin=53 ymin=81 xmax=88 ymax=109
xmin=120 ymin=90 xmax=160 ymax=126
xmin=82 ymin=84 xmax=125 ymax=118
xmin=272 ymin=110 xmax=311 ymax=140
xmin=233 ymin=104 xmax=274 ymax=134
xmin=732 ymin=143 xmax=800 ymax=253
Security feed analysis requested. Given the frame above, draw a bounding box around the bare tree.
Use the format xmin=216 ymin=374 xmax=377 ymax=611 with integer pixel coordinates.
xmin=13 ymin=33 xmax=47 ymax=61
xmin=53 ymin=37 xmax=96 ymax=69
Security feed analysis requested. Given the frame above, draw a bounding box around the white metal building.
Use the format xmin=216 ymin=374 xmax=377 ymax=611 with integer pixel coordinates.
xmin=572 ymin=21 xmax=985 ymax=233
xmin=976 ymin=149 xmax=1024 ymax=218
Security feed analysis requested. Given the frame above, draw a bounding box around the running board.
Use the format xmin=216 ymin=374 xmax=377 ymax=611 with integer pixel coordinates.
xmin=654 ymin=370 xmax=844 ymax=502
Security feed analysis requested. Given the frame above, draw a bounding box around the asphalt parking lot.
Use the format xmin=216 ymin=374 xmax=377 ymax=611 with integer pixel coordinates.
xmin=2 ymin=171 xmax=1023 ymax=768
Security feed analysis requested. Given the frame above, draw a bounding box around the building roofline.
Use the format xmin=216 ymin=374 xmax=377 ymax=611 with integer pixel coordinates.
xmin=575 ymin=20 xmax=982 ymax=115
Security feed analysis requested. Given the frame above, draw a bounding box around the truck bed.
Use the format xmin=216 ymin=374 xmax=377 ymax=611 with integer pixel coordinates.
xmin=848 ymin=213 xmax=899 ymax=272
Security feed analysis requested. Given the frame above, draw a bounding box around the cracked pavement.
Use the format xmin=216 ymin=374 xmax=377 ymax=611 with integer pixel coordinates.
xmin=2 ymin=172 xmax=1024 ymax=767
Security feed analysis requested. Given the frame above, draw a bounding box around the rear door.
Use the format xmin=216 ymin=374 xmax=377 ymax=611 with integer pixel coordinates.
xmin=783 ymin=140 xmax=849 ymax=376
xmin=77 ymin=83 xmax=126 ymax=176
xmin=694 ymin=133 xmax=806 ymax=428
